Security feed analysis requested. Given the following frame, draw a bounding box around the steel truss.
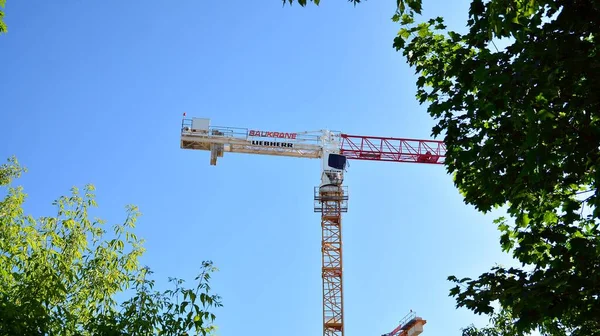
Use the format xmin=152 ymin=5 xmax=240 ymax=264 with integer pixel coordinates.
xmin=315 ymin=186 xmax=348 ymax=336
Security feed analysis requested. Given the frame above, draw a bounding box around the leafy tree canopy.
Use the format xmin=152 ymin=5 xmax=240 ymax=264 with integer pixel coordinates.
xmin=460 ymin=309 xmax=520 ymax=336
xmin=0 ymin=156 xmax=222 ymax=335
xmin=390 ymin=1 xmax=599 ymax=334
xmin=0 ymin=0 xmax=6 ymax=34
xmin=285 ymin=0 xmax=600 ymax=334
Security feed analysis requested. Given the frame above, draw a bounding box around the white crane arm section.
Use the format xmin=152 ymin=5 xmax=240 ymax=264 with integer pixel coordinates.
xmin=180 ymin=118 xmax=329 ymax=165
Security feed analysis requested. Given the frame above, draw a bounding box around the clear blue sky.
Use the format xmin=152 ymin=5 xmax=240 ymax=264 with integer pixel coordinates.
xmin=1 ymin=1 xmax=517 ymax=335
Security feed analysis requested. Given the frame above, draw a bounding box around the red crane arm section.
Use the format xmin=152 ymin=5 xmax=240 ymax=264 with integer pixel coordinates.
xmin=340 ymin=134 xmax=446 ymax=164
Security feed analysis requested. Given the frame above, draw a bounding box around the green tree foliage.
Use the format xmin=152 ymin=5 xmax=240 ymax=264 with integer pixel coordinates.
xmin=460 ymin=309 xmax=520 ymax=336
xmin=0 ymin=156 xmax=222 ymax=335
xmin=390 ymin=0 xmax=600 ymax=335
xmin=0 ymin=0 xmax=6 ymax=34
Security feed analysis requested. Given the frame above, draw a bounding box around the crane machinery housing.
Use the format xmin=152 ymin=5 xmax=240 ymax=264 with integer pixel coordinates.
xmin=180 ymin=116 xmax=445 ymax=336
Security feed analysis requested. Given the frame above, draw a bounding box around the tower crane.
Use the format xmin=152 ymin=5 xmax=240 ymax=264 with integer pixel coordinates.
xmin=180 ymin=116 xmax=445 ymax=336
xmin=382 ymin=311 xmax=427 ymax=336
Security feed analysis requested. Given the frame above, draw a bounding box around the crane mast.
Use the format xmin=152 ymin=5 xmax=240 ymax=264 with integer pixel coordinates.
xmin=314 ymin=184 xmax=347 ymax=336
xmin=180 ymin=116 xmax=445 ymax=336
